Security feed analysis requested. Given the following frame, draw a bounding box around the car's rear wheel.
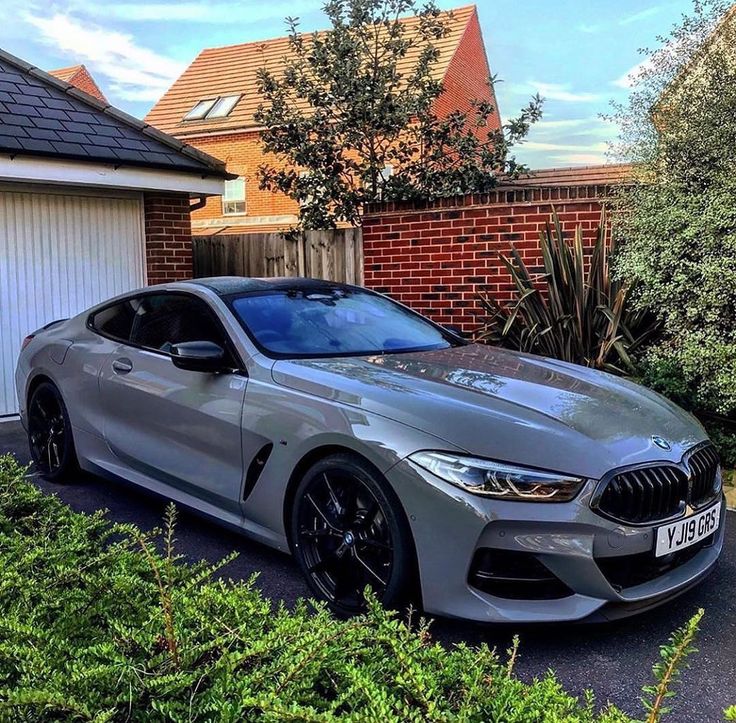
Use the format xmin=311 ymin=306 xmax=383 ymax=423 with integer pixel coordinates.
xmin=290 ymin=453 xmax=414 ymax=617
xmin=27 ymin=381 xmax=77 ymax=482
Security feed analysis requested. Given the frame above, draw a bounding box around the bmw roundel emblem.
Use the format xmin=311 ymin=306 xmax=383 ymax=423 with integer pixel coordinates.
xmin=652 ymin=435 xmax=671 ymax=451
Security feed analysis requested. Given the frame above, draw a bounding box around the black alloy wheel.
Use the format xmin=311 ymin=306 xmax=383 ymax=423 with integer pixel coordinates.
xmin=291 ymin=453 xmax=414 ymax=617
xmin=27 ymin=382 xmax=77 ymax=481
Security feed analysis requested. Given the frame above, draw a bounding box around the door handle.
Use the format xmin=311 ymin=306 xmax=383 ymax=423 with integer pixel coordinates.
xmin=111 ymin=358 xmax=133 ymax=374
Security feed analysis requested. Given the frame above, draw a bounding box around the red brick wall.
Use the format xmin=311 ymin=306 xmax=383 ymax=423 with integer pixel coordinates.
xmin=362 ymin=186 xmax=610 ymax=332
xmin=143 ymin=193 xmax=193 ymax=285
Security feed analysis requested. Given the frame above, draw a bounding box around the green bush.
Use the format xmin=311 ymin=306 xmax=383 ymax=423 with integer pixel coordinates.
xmin=638 ymin=356 xmax=736 ymax=468
xmin=609 ymin=1 xmax=736 ymax=464
xmin=0 ymin=455 xmax=705 ymax=721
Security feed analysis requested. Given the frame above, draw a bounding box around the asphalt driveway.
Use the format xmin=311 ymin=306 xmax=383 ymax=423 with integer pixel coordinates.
xmin=1 ymin=418 xmax=734 ymax=721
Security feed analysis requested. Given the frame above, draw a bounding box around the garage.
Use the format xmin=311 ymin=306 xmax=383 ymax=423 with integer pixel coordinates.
xmin=0 ymin=47 xmax=232 ymax=416
xmin=0 ymin=189 xmax=145 ymax=415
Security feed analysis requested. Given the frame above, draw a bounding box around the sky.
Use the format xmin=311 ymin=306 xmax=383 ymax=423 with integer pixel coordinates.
xmin=0 ymin=0 xmax=695 ymax=168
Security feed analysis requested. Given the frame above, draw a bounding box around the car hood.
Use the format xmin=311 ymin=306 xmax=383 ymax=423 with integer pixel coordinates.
xmin=271 ymin=344 xmax=707 ymax=479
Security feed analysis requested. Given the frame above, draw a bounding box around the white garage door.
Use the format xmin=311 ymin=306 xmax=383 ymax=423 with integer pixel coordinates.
xmin=0 ymin=188 xmax=145 ymax=416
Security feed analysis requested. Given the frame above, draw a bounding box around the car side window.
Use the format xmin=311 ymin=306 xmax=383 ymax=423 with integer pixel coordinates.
xmin=89 ymin=300 xmax=137 ymax=342
xmin=128 ymin=294 xmax=233 ymax=359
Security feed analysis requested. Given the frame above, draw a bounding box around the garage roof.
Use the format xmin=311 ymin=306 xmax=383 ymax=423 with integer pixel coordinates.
xmin=0 ymin=48 xmax=230 ymax=178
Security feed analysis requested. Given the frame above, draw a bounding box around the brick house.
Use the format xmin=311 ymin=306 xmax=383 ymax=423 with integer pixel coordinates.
xmin=0 ymin=47 xmax=232 ymax=416
xmin=48 ymin=64 xmax=108 ymax=104
xmin=145 ymin=5 xmax=499 ymax=235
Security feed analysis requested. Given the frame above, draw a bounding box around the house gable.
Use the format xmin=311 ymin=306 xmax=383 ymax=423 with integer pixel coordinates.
xmin=432 ymin=7 xmax=499 ymax=131
xmin=48 ymin=64 xmax=108 ymax=104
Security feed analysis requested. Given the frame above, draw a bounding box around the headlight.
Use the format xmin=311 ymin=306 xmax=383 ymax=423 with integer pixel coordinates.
xmin=409 ymin=451 xmax=584 ymax=502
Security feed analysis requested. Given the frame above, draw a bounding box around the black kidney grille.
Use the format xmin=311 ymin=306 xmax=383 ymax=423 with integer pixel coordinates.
xmin=597 ymin=444 xmax=720 ymax=525
xmin=598 ymin=466 xmax=688 ymax=524
xmin=687 ymin=444 xmax=721 ymax=508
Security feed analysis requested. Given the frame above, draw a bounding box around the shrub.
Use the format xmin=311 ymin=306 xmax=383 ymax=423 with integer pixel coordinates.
xmin=0 ymin=455 xmax=705 ymax=721
xmin=475 ymin=209 xmax=659 ymax=374
xmin=609 ymin=0 xmax=736 ymax=463
xmin=639 ymin=356 xmax=736 ymax=468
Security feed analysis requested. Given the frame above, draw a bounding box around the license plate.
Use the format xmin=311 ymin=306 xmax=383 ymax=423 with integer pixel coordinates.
xmin=655 ymin=502 xmax=721 ymax=557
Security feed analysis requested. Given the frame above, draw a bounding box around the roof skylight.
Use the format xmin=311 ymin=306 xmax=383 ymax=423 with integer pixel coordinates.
xmin=183 ymin=94 xmax=241 ymax=122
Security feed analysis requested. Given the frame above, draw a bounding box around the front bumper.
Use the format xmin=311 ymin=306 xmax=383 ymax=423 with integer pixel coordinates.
xmin=387 ymin=459 xmax=725 ymax=623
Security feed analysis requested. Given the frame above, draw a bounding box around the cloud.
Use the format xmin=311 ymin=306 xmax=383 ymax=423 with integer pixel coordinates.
xmin=531 ymin=82 xmax=603 ymax=103
xmin=531 ymin=117 xmax=617 ymax=140
xmin=612 ymin=57 xmax=653 ymax=88
xmin=522 ymin=141 xmax=608 ymax=153
xmin=24 ymin=12 xmax=185 ymax=102
xmin=619 ymin=6 xmax=661 ymax=26
xmin=81 ymin=1 xmax=319 ymax=24
xmin=577 ymin=23 xmax=600 ymax=34
xmin=551 ymin=153 xmax=608 ymax=165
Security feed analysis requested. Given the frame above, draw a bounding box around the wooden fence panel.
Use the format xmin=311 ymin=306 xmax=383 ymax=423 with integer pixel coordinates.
xmin=193 ymin=229 xmax=363 ymax=284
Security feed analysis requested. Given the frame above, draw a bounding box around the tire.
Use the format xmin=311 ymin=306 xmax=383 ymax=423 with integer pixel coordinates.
xmin=290 ymin=452 xmax=415 ymax=617
xmin=27 ymin=381 xmax=78 ymax=482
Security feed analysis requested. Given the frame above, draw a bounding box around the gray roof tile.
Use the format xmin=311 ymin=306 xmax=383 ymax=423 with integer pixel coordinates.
xmin=62 ymin=120 xmax=94 ymax=133
xmin=26 ymin=127 xmax=60 ymax=140
xmin=0 ymin=81 xmax=20 ymax=93
xmin=36 ymin=107 xmax=71 ymax=121
xmin=0 ymin=48 xmax=230 ymax=177
xmin=51 ymin=141 xmax=88 ymax=155
xmin=85 ymin=134 xmax=120 ymax=148
xmin=23 ymin=138 xmax=56 ymax=153
xmin=43 ymin=96 xmax=75 ymax=110
xmin=63 ymin=132 xmax=90 ymax=144
xmin=34 ymin=117 xmax=65 ymax=130
xmin=0 ymin=124 xmax=27 ymax=137
xmin=0 ymin=134 xmax=22 ymax=149
xmin=5 ymin=102 xmax=41 ymax=116
xmin=0 ymin=112 xmax=32 ymax=127
xmin=67 ymin=110 xmax=98 ymax=124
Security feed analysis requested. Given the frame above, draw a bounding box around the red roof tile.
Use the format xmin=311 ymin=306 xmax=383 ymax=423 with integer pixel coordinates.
xmin=146 ymin=5 xmax=478 ymax=137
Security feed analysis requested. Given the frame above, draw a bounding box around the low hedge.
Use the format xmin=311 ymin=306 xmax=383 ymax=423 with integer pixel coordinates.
xmin=0 ymin=454 xmax=703 ymax=722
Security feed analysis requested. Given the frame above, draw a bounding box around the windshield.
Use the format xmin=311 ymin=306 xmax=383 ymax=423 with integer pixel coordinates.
xmin=229 ymin=288 xmax=455 ymax=358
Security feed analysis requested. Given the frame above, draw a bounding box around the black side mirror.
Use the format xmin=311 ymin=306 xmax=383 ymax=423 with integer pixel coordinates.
xmin=170 ymin=341 xmax=226 ymax=373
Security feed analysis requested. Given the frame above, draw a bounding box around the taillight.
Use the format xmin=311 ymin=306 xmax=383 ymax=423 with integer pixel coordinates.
xmin=21 ymin=335 xmax=35 ymax=351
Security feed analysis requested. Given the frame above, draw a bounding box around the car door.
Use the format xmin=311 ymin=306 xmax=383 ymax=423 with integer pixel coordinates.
xmin=98 ymin=291 xmax=247 ymax=513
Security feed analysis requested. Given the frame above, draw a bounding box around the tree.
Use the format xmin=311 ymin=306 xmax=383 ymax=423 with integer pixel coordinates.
xmin=254 ymin=0 xmax=542 ymax=229
xmin=610 ymin=0 xmax=736 ymax=441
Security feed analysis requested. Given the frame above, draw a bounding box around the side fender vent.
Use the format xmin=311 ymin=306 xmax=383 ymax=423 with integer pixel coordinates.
xmin=243 ymin=443 xmax=273 ymax=500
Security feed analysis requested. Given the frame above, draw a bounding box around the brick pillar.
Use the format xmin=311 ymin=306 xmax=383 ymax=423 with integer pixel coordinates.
xmin=143 ymin=192 xmax=193 ymax=285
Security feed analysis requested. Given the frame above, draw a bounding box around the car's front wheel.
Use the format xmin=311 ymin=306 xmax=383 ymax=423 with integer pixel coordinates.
xmin=27 ymin=381 xmax=77 ymax=482
xmin=290 ymin=453 xmax=415 ymax=617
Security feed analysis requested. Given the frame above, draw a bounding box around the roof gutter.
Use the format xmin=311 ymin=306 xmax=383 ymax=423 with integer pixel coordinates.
xmin=190 ymin=195 xmax=208 ymax=211
xmin=0 ymin=154 xmax=227 ymax=196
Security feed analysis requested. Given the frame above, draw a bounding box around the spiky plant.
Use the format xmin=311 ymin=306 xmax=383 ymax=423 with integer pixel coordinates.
xmin=475 ymin=208 xmax=659 ymax=374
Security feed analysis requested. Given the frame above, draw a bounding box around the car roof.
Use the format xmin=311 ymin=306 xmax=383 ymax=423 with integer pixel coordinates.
xmin=183 ymin=276 xmax=357 ymax=296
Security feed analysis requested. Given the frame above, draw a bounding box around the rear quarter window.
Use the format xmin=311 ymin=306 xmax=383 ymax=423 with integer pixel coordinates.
xmin=89 ymin=300 xmax=136 ymax=342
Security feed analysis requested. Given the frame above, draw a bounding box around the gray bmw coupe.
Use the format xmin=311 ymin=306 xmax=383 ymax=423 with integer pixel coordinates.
xmin=16 ymin=277 xmax=724 ymax=622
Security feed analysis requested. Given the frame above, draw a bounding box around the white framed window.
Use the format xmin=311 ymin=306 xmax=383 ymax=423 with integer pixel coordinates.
xmin=183 ymin=98 xmax=217 ymax=121
xmin=208 ymin=95 xmax=241 ymax=118
xmin=222 ymin=177 xmax=246 ymax=215
xmin=183 ymin=94 xmax=241 ymax=122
